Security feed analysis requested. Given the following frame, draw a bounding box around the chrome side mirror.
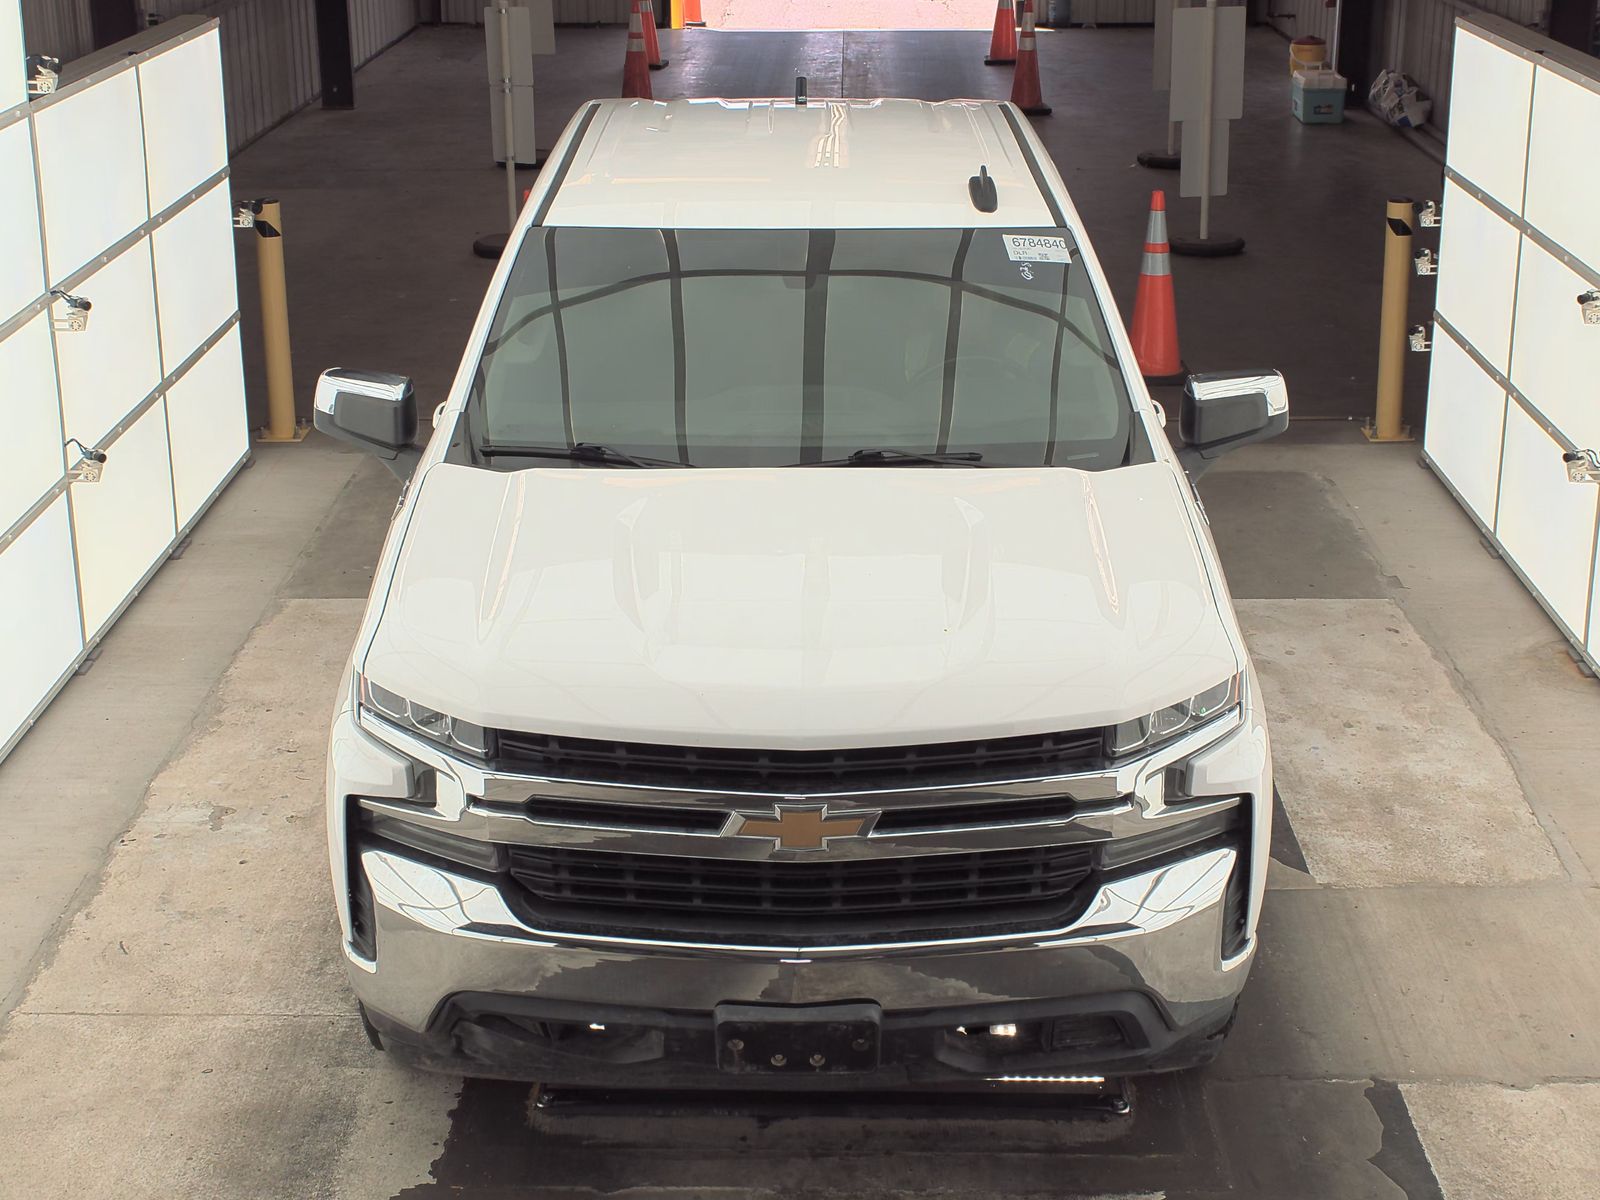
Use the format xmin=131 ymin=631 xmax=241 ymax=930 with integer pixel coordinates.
xmin=313 ymin=369 xmax=420 ymax=479
xmin=1178 ymin=371 xmax=1288 ymax=477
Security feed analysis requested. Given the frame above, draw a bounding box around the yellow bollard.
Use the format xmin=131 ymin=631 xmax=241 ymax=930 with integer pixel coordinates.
xmin=1364 ymin=197 xmax=1416 ymax=443
xmin=254 ymin=199 xmax=308 ymax=442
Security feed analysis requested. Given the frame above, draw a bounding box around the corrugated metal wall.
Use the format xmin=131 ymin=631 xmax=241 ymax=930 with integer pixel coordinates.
xmin=137 ymin=1 xmax=422 ymax=150
xmin=1263 ymin=0 xmax=1548 ymax=133
xmin=147 ymin=0 xmax=323 ymax=150
xmin=1388 ymin=0 xmax=1547 ymax=125
xmin=1266 ymin=0 xmax=1337 ymax=51
xmin=23 ymin=1 xmax=422 ymax=151
xmin=1067 ymin=0 xmax=1157 ymax=24
xmin=19 ymin=0 xmax=94 ymax=59
xmin=349 ymin=0 xmax=419 ymax=63
xmin=436 ymin=0 xmax=629 ymax=24
xmin=155 ymin=0 xmax=415 ymax=68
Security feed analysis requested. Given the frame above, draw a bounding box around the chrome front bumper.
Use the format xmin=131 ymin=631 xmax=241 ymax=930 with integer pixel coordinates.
xmin=325 ymin=681 xmax=1272 ymax=1076
xmin=357 ymin=842 xmax=1245 ymax=1032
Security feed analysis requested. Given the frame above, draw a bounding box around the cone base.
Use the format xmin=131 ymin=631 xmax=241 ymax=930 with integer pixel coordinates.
xmin=984 ymin=55 xmax=1017 ymax=65
xmin=1170 ymin=232 xmax=1245 ymax=258
xmin=1020 ymin=104 xmax=1053 ymax=116
xmin=472 ymin=232 xmax=509 ymax=260
xmin=1136 ymin=151 xmax=1180 ymax=170
xmin=649 ymin=59 xmax=669 ymax=69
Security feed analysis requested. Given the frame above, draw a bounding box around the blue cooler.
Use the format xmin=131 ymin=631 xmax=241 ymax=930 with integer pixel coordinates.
xmin=1292 ymin=69 xmax=1347 ymax=124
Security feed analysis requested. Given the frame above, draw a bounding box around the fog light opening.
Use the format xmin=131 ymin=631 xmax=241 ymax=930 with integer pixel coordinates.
xmin=988 ymin=1023 xmax=1019 ymax=1038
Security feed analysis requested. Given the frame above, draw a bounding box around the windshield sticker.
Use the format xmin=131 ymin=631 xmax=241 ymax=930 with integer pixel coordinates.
xmin=1002 ymin=234 xmax=1072 ymax=264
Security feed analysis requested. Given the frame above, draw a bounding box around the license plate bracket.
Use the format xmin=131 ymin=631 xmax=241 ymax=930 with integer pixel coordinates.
xmin=714 ymin=1002 xmax=882 ymax=1075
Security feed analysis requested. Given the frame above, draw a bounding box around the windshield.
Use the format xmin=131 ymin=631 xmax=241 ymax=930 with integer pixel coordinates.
xmin=468 ymin=227 xmax=1141 ymax=469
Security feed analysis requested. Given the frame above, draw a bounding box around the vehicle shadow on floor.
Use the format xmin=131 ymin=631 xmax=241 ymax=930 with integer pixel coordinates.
xmin=392 ymin=1064 xmax=1441 ymax=1198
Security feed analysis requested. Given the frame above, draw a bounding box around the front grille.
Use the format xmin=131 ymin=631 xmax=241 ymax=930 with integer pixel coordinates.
xmin=492 ymin=727 xmax=1108 ymax=791
xmin=507 ymin=844 xmax=1096 ymax=933
xmin=873 ymin=795 xmax=1078 ymax=833
xmin=524 ymin=796 xmax=728 ymax=835
xmin=494 ymin=792 xmax=1082 ymax=837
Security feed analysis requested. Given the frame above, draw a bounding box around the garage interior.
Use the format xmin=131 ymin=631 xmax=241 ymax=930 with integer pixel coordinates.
xmin=2 ymin=1 xmax=1599 ymax=1197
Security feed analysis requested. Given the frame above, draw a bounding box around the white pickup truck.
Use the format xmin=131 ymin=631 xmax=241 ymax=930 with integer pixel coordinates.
xmin=316 ymin=96 xmax=1283 ymax=1088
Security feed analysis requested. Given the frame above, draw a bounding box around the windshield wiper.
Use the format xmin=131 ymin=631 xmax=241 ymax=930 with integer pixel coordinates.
xmin=480 ymin=442 xmax=693 ymax=468
xmin=801 ymin=447 xmax=988 ymax=467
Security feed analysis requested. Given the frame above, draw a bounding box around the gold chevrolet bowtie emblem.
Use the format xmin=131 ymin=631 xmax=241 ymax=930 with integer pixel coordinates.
xmin=731 ymin=804 xmax=874 ymax=851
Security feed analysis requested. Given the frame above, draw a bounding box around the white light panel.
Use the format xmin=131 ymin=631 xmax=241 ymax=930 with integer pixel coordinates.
xmin=1495 ymin=402 xmax=1598 ymax=636
xmin=138 ymin=28 xmax=228 ymax=216
xmin=1589 ymin=543 xmax=1600 ymax=663
xmin=1 ymin=23 xmax=246 ymax=763
xmin=1444 ymin=30 xmax=1534 ymax=215
xmin=1435 ymin=179 xmax=1519 ymax=375
xmin=1423 ymin=328 xmax=1506 ymax=529
xmin=0 ymin=118 xmax=43 ymax=321
xmin=54 ymin=237 xmax=163 ymax=448
xmin=152 ymin=179 xmax=240 ymax=370
xmin=0 ymin=495 xmax=83 ymax=751
xmin=33 ymin=69 xmax=150 ymax=286
xmin=1525 ymin=66 xmax=1600 ymax=279
xmin=69 ymin=399 xmax=176 ymax=638
xmin=0 ymin=313 xmax=65 ymax=532
xmin=0 ymin=0 xmax=23 ymax=115
xmin=165 ymin=325 xmax=248 ymax=528
xmin=1509 ymin=236 xmax=1600 ymax=453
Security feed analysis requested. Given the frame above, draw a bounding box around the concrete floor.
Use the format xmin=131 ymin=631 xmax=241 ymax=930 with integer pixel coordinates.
xmin=3 ymin=22 xmax=1598 ymax=1200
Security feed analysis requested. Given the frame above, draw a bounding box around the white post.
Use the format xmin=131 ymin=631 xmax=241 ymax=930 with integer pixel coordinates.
xmin=1330 ymin=0 xmax=1343 ymax=73
xmin=1197 ymin=0 xmax=1217 ymax=241
xmin=498 ymin=1 xmax=518 ymax=232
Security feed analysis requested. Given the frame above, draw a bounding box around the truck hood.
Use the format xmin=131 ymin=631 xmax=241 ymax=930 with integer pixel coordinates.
xmin=361 ymin=462 xmax=1239 ymax=749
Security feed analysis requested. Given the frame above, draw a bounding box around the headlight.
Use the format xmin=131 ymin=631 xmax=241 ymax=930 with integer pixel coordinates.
xmin=1108 ymin=675 xmax=1240 ymax=757
xmin=359 ymin=676 xmax=491 ymax=757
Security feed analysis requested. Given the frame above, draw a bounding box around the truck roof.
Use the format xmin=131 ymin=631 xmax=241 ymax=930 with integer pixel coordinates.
xmin=540 ymin=98 xmax=1061 ymax=230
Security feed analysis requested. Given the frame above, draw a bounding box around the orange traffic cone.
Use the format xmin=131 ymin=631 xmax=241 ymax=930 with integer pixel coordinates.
xmin=984 ymin=0 xmax=1017 ymax=65
xmin=684 ymin=0 xmax=705 ymax=24
xmin=621 ymin=6 xmax=652 ymax=99
xmin=1010 ymin=1 xmax=1051 ymax=117
xmin=1130 ymin=190 xmax=1184 ymax=382
xmin=639 ymin=0 xmax=668 ymax=70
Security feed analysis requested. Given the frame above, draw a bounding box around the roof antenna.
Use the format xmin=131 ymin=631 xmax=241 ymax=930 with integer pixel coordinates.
xmin=969 ymin=164 xmax=998 ymax=213
xmin=795 ymin=75 xmax=807 ymax=107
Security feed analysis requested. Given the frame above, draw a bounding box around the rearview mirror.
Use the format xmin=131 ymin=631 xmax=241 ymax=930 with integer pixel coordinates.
xmin=313 ymin=369 xmax=420 ymax=479
xmin=1178 ymin=371 xmax=1288 ymax=477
